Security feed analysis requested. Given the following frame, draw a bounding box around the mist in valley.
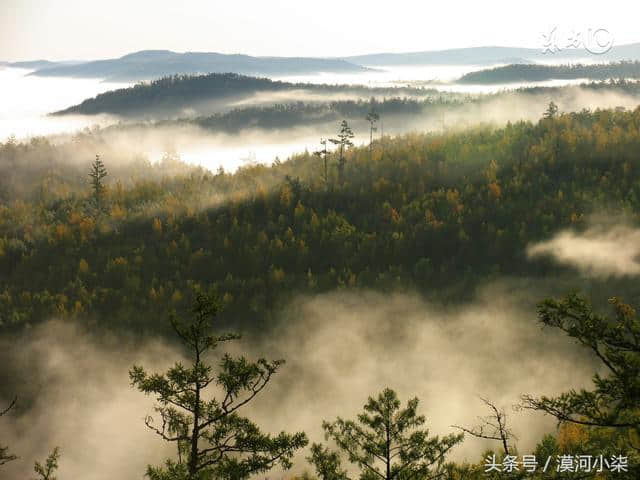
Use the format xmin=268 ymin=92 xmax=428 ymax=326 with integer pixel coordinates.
xmin=5 ymin=71 xmax=640 ymax=178
xmin=50 ymin=85 xmax=640 ymax=175
xmin=528 ymin=216 xmax=640 ymax=278
xmin=0 ymin=280 xmax=602 ymax=479
xmin=3 ymin=34 xmax=640 ymax=480
xmin=0 ymin=67 xmax=128 ymax=140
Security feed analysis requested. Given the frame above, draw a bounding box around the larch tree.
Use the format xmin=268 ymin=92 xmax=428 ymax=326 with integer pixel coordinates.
xmin=313 ymin=138 xmax=330 ymax=189
xmin=130 ymin=294 xmax=308 ymax=480
xmin=366 ymin=103 xmax=380 ymax=162
xmin=309 ymin=388 xmax=463 ymax=480
xmin=329 ymin=120 xmax=355 ymax=186
xmin=88 ymin=154 xmax=108 ymax=213
xmin=543 ymin=101 xmax=559 ymax=119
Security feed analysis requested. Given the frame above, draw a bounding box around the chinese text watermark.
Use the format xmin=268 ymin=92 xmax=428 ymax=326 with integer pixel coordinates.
xmin=484 ymin=454 xmax=628 ymax=474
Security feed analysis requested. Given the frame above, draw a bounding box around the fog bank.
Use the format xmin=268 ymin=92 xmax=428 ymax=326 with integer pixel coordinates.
xmin=0 ymin=282 xmax=598 ymax=479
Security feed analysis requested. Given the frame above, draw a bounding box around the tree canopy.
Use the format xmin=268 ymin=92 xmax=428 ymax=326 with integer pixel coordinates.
xmin=310 ymin=388 xmax=463 ymax=480
xmin=130 ymin=294 xmax=307 ymax=480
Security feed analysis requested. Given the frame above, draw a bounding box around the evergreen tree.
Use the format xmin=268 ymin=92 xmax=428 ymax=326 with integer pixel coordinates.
xmin=543 ymin=101 xmax=559 ymax=119
xmin=33 ymin=447 xmax=61 ymax=480
xmin=310 ymin=388 xmax=462 ymax=480
xmin=522 ymin=294 xmax=640 ymax=433
xmin=88 ymin=154 xmax=108 ymax=212
xmin=366 ymin=102 xmax=380 ymax=162
xmin=313 ymin=138 xmax=330 ymax=189
xmin=130 ymin=294 xmax=307 ymax=480
xmin=329 ymin=120 xmax=354 ymax=186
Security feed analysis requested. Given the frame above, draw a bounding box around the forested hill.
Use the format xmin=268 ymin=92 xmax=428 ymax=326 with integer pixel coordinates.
xmin=1 ymin=107 xmax=640 ymax=333
xmin=59 ymin=80 xmax=640 ymax=136
xmin=28 ymin=49 xmax=371 ymax=82
xmin=457 ymin=61 xmax=640 ymax=84
xmin=52 ymin=72 xmax=438 ymax=118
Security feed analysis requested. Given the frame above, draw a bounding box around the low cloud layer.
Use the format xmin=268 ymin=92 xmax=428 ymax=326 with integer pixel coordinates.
xmin=527 ymin=223 xmax=640 ymax=278
xmin=0 ymin=283 xmax=598 ymax=479
xmin=0 ymin=322 xmax=180 ymax=480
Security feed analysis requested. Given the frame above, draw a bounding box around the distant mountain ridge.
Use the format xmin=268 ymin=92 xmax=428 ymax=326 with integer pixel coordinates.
xmin=343 ymin=43 xmax=640 ymax=66
xmin=1 ymin=59 xmax=84 ymax=70
xmin=10 ymin=42 xmax=640 ymax=82
xmin=26 ymin=50 xmax=373 ymax=82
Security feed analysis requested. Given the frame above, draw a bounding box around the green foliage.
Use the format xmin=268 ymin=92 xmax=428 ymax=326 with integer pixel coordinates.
xmin=130 ymin=294 xmax=307 ymax=479
xmin=313 ymin=138 xmax=330 ymax=189
xmin=308 ymin=444 xmax=349 ymax=480
xmin=329 ymin=120 xmax=354 ymax=185
xmin=366 ymin=102 xmax=380 ymax=161
xmin=3 ymin=108 xmax=640 ymax=331
xmin=458 ymin=61 xmax=640 ymax=84
xmin=33 ymin=447 xmax=61 ymax=480
xmin=0 ymin=397 xmax=17 ymax=467
xmin=522 ymin=293 xmax=640 ymax=431
xmin=310 ymin=388 xmax=463 ymax=480
xmin=516 ymin=293 xmax=640 ymax=478
xmin=52 ymin=72 xmax=443 ymax=117
xmin=88 ymin=154 xmax=108 ymax=212
xmin=543 ymin=102 xmax=559 ymax=119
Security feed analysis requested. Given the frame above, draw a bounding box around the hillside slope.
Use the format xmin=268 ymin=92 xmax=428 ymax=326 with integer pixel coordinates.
xmin=29 ymin=50 xmax=371 ymax=82
xmin=1 ymin=108 xmax=640 ymax=332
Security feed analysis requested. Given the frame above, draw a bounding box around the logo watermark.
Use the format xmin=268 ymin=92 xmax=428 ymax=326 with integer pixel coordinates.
xmin=484 ymin=454 xmax=628 ymax=474
xmin=541 ymin=27 xmax=614 ymax=55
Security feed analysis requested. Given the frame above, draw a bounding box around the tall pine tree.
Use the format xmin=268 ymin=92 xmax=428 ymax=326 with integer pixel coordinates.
xmin=130 ymin=294 xmax=307 ymax=480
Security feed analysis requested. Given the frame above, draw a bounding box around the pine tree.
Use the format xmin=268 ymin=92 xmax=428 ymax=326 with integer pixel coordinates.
xmin=313 ymin=138 xmax=330 ymax=189
xmin=33 ymin=447 xmax=61 ymax=480
xmin=522 ymin=294 xmax=640 ymax=432
xmin=130 ymin=294 xmax=307 ymax=480
xmin=366 ymin=102 xmax=380 ymax=162
xmin=310 ymin=388 xmax=463 ymax=480
xmin=329 ymin=120 xmax=355 ymax=186
xmin=88 ymin=154 xmax=108 ymax=213
xmin=543 ymin=101 xmax=559 ymax=119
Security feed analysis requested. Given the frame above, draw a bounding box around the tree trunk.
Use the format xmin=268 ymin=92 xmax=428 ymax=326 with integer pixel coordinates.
xmin=385 ymin=422 xmax=391 ymax=480
xmin=189 ymin=348 xmax=201 ymax=477
xmin=338 ymin=145 xmax=345 ymax=185
xmin=324 ymin=156 xmax=328 ymax=189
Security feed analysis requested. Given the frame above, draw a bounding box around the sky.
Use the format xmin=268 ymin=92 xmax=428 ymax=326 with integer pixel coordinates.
xmin=1 ymin=0 xmax=639 ymax=61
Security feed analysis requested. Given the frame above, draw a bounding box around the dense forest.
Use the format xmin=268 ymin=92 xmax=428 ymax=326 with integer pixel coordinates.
xmin=1 ymin=105 xmax=640 ymax=478
xmin=110 ymin=96 xmax=464 ymax=135
xmin=6 ymin=3 xmax=640 ymax=477
xmin=52 ymin=73 xmax=442 ymax=117
xmin=2 ymin=107 xmax=640 ymax=333
xmin=146 ymin=80 xmax=640 ymax=133
xmin=457 ymin=61 xmax=640 ymax=84
xmin=49 ymin=77 xmax=640 ymax=142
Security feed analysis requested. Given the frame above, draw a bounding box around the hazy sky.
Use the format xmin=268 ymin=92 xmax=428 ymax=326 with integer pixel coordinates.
xmin=1 ymin=0 xmax=639 ymax=61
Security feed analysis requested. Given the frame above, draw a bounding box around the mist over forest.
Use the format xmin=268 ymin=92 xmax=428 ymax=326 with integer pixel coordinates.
xmin=1 ymin=8 xmax=640 ymax=480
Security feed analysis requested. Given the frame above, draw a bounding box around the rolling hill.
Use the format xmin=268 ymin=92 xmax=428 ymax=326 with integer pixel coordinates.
xmin=457 ymin=61 xmax=640 ymax=84
xmin=344 ymin=43 xmax=640 ymax=66
xmin=28 ymin=50 xmax=372 ymax=82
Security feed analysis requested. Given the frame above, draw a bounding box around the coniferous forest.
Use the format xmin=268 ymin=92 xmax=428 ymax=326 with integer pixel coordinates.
xmin=2 ymin=5 xmax=640 ymax=480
